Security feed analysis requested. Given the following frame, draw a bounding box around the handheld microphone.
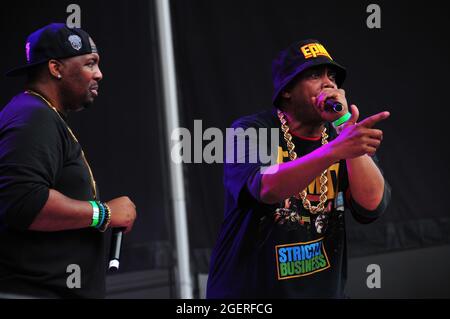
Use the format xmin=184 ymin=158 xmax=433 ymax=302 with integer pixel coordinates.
xmin=109 ymin=228 xmax=124 ymax=271
xmin=325 ymin=100 xmax=343 ymax=113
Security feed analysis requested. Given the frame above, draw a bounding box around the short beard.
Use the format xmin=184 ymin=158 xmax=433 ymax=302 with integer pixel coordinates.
xmin=82 ymin=100 xmax=93 ymax=109
xmin=64 ymin=97 xmax=93 ymax=112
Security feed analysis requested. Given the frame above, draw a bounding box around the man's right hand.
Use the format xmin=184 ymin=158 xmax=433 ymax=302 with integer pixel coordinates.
xmin=328 ymin=104 xmax=390 ymax=159
xmin=106 ymin=196 xmax=137 ymax=233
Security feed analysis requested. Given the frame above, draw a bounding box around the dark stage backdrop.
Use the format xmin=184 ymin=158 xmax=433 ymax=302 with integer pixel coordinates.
xmin=170 ymin=0 xmax=450 ymax=273
xmin=1 ymin=0 xmax=449 ymax=289
xmin=0 ymin=1 xmax=174 ymax=275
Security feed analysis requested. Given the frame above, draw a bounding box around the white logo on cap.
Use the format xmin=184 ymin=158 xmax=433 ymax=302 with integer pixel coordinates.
xmin=68 ymin=35 xmax=82 ymax=51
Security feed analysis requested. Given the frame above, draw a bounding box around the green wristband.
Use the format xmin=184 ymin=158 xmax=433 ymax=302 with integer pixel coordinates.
xmin=89 ymin=200 xmax=100 ymax=228
xmin=332 ymin=112 xmax=351 ymax=128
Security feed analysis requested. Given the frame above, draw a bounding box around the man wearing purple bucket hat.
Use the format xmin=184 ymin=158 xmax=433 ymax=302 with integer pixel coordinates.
xmin=207 ymin=39 xmax=391 ymax=298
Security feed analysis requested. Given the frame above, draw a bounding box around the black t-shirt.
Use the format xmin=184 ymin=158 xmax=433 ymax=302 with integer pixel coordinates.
xmin=0 ymin=93 xmax=107 ymax=298
xmin=206 ymin=108 xmax=391 ymax=298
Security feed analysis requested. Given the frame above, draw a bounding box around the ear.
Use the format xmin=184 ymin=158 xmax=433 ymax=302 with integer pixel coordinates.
xmin=48 ymin=59 xmax=63 ymax=79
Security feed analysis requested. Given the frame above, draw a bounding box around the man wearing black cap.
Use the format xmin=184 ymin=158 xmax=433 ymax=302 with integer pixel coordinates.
xmin=0 ymin=23 xmax=136 ymax=298
xmin=207 ymin=39 xmax=391 ymax=298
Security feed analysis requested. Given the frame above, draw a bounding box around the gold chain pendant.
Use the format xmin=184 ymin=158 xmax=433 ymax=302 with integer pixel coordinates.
xmin=277 ymin=109 xmax=328 ymax=215
xmin=25 ymin=90 xmax=97 ymax=199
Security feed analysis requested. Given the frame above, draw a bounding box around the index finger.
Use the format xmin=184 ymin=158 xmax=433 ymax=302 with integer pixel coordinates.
xmin=358 ymin=111 xmax=390 ymax=128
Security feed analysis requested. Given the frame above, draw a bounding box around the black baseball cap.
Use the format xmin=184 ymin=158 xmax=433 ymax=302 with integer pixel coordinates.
xmin=6 ymin=23 xmax=98 ymax=77
xmin=272 ymin=39 xmax=346 ymax=106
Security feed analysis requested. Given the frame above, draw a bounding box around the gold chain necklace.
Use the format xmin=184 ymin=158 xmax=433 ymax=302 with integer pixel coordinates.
xmin=25 ymin=90 xmax=97 ymax=199
xmin=277 ymin=109 xmax=328 ymax=214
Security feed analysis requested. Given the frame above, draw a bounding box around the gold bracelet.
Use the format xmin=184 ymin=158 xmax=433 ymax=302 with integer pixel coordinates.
xmin=98 ymin=202 xmax=111 ymax=232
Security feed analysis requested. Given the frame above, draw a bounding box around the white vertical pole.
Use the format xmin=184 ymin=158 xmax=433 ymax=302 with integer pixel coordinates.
xmin=154 ymin=0 xmax=193 ymax=299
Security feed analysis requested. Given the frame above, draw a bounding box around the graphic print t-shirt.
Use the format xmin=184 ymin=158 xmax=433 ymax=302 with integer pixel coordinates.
xmin=206 ymin=108 xmax=390 ymax=298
